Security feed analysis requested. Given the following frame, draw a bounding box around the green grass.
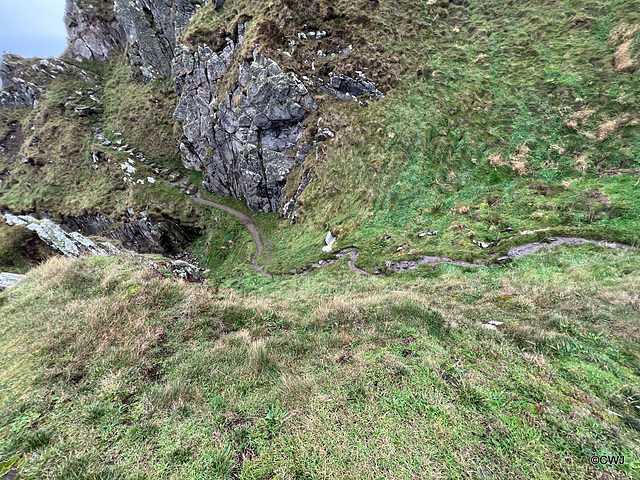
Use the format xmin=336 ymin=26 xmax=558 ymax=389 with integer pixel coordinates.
xmin=2 ymin=0 xmax=640 ymax=477
xmin=1 ymin=246 xmax=640 ymax=479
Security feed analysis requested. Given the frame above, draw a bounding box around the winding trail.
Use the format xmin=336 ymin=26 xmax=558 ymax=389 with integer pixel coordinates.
xmin=182 ymin=184 xmax=634 ymax=278
xmin=191 ymin=192 xmax=273 ymax=278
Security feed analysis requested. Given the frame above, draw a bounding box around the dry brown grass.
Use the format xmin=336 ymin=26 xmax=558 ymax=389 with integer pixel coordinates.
xmin=608 ymin=23 xmax=639 ymax=72
xmin=509 ymin=144 xmax=531 ymax=176
xmin=598 ymin=113 xmax=631 ymax=141
xmin=574 ymin=154 xmax=589 ymax=172
xmin=488 ymin=152 xmax=506 ymax=167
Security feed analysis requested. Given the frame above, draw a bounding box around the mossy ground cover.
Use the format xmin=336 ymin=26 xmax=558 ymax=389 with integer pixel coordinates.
xmin=1 ymin=246 xmax=640 ymax=479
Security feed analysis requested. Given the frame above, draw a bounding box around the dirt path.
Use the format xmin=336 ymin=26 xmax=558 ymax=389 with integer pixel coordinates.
xmin=183 ymin=187 xmax=634 ymax=277
xmin=191 ymin=192 xmax=273 ymax=278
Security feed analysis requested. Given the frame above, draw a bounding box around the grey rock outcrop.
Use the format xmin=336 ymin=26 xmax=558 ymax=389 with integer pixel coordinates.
xmin=315 ymin=73 xmax=384 ymax=102
xmin=65 ymin=214 xmax=199 ymax=256
xmin=3 ymin=213 xmax=122 ymax=257
xmin=282 ymin=166 xmax=313 ymax=224
xmin=0 ymin=55 xmax=92 ymax=108
xmin=2 ymin=213 xmax=205 ymax=282
xmin=2 ymin=211 xmax=198 ymax=257
xmin=115 ymin=0 xmax=205 ymax=81
xmin=64 ymin=0 xmax=209 ymax=82
xmin=174 ymin=40 xmax=317 ymax=212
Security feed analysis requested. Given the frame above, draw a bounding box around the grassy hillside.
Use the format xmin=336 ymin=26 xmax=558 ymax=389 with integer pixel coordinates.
xmin=2 ymin=0 xmax=639 ymax=278
xmin=1 ymin=247 xmax=640 ymax=479
xmin=181 ymin=0 xmax=640 ymax=278
xmin=1 ymin=0 xmax=640 ymax=478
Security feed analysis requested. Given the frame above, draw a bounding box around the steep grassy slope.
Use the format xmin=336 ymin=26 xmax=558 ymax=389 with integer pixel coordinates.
xmin=181 ymin=0 xmax=640 ymax=278
xmin=1 ymin=1 xmax=640 ymax=477
xmin=2 ymin=0 xmax=639 ymax=279
xmin=1 ymin=248 xmax=640 ymax=479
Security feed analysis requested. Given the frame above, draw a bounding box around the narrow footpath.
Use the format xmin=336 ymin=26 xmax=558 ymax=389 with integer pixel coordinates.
xmin=184 ymin=185 xmax=634 ymax=278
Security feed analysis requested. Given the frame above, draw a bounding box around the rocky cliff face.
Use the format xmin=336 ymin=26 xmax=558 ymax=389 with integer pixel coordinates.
xmin=64 ymin=0 xmax=124 ymax=62
xmin=59 ymin=0 xmax=383 ymax=213
xmin=174 ymin=33 xmax=317 ymax=212
xmin=64 ymin=0 xmax=212 ymax=82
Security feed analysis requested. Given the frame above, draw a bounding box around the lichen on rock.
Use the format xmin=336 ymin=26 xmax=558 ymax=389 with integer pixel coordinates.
xmin=174 ymin=35 xmax=317 ymax=212
xmin=64 ymin=0 xmax=210 ymax=82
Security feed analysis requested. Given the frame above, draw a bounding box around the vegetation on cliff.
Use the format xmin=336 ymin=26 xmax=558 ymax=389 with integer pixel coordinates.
xmin=1 ymin=0 xmax=640 ymax=478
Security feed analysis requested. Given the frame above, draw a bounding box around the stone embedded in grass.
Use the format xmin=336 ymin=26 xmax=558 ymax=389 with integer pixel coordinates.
xmin=483 ymin=321 xmax=505 ymax=331
xmin=307 ymin=31 xmax=327 ymax=40
xmin=0 ymin=272 xmax=26 ymax=291
xmin=338 ymin=45 xmax=353 ymax=57
xmin=316 ymin=128 xmax=335 ymax=142
xmin=121 ymin=163 xmax=136 ymax=174
xmin=74 ymin=105 xmax=104 ymax=116
xmin=472 ymin=240 xmax=491 ymax=248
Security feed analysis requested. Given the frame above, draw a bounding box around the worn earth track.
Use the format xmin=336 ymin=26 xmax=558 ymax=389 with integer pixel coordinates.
xmin=182 ymin=184 xmax=634 ymax=277
xmin=191 ymin=192 xmax=273 ymax=277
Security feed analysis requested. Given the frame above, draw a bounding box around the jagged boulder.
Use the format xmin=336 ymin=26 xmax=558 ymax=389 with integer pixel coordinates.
xmin=3 ymin=211 xmax=199 ymax=258
xmin=2 ymin=213 xmax=206 ymax=282
xmin=64 ymin=0 xmax=124 ymax=62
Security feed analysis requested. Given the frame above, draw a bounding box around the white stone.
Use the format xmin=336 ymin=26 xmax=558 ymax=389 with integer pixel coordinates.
xmin=120 ymin=163 xmax=136 ymax=174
